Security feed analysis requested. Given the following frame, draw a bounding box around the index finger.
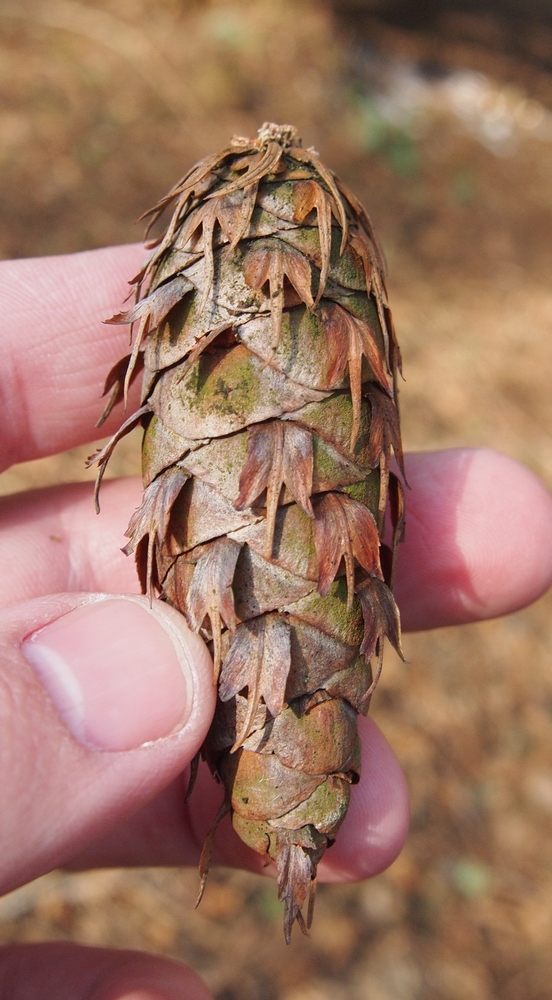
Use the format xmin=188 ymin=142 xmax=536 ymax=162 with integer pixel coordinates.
xmin=0 ymin=245 xmax=145 ymax=473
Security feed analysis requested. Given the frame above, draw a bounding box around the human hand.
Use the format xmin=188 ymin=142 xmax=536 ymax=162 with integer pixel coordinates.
xmin=1 ymin=247 xmax=551 ymax=999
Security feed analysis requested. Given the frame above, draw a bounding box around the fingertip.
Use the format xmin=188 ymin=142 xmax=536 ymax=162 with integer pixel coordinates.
xmin=0 ymin=943 xmax=213 ymax=1000
xmin=455 ymin=449 xmax=552 ymax=616
xmin=0 ymin=594 xmax=216 ymax=893
xmin=396 ymin=449 xmax=552 ymax=630
xmin=90 ymin=950 xmax=213 ymax=1000
xmin=22 ymin=595 xmax=215 ymax=752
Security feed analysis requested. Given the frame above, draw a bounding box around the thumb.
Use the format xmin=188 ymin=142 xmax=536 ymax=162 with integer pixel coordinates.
xmin=0 ymin=593 xmax=215 ymax=896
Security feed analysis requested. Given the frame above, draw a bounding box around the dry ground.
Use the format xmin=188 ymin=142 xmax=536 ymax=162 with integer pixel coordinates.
xmin=1 ymin=3 xmax=552 ymax=998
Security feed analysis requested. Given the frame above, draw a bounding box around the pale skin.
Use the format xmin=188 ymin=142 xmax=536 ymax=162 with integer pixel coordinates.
xmin=1 ymin=246 xmax=552 ymax=999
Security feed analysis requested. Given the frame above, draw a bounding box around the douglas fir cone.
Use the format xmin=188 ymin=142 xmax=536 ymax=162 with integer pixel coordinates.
xmin=92 ymin=123 xmax=406 ymax=941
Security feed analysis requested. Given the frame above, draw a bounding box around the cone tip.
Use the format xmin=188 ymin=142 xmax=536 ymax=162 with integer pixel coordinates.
xmin=231 ymin=123 xmax=301 ymax=150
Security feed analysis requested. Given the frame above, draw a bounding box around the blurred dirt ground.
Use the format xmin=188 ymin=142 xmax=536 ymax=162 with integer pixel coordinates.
xmin=1 ymin=2 xmax=552 ymax=998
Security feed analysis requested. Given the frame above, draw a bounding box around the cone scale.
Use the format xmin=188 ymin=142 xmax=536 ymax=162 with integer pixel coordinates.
xmin=94 ymin=123 xmax=405 ymax=941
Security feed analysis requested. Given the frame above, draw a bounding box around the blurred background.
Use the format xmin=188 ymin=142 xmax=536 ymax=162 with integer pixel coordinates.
xmin=1 ymin=1 xmax=552 ymax=997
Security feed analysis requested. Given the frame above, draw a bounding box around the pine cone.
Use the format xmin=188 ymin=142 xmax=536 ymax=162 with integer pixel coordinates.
xmin=93 ymin=123 xmax=405 ymax=941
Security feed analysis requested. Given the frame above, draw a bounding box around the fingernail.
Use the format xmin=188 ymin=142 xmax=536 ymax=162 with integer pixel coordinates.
xmin=22 ymin=597 xmax=196 ymax=751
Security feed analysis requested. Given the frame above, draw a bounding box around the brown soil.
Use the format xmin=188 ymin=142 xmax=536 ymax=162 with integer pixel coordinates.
xmin=1 ymin=2 xmax=552 ymax=998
